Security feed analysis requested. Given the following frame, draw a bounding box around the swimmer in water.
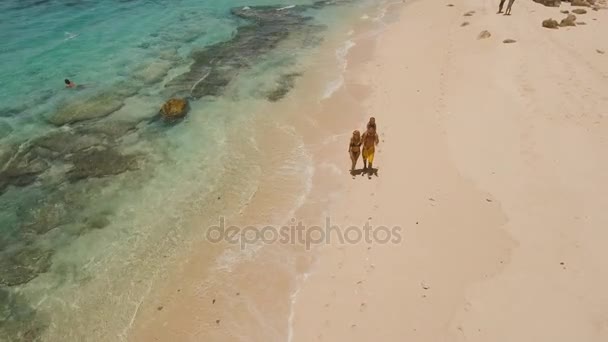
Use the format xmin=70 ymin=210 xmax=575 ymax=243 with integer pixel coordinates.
xmin=64 ymin=79 xmax=76 ymax=88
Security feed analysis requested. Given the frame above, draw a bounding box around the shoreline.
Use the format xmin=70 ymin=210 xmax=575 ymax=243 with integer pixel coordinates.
xmin=125 ymin=2 xmax=391 ymax=340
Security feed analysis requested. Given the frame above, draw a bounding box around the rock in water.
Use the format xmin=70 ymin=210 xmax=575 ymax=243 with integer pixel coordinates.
xmin=66 ymin=148 xmax=138 ymax=181
xmin=0 ymin=120 xmax=13 ymax=139
xmin=0 ymin=246 xmax=52 ymax=286
xmin=542 ymin=18 xmax=560 ymax=29
xmin=572 ymin=8 xmax=587 ymax=14
xmin=48 ymin=93 xmax=124 ymax=126
xmin=133 ymin=61 xmax=172 ymax=85
xmin=477 ymin=30 xmax=491 ymax=39
xmin=560 ymin=14 xmax=577 ymax=26
xmin=503 ymin=39 xmax=517 ymax=44
xmin=160 ymin=98 xmax=189 ymax=120
xmin=266 ymin=73 xmax=301 ymax=102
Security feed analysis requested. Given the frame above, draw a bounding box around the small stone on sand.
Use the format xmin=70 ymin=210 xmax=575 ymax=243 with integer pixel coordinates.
xmin=212 ymin=299 xmax=216 ymax=304
xmin=461 ymin=21 xmax=470 ymax=27
xmin=216 ymin=319 xmax=221 ymax=325
xmin=503 ymin=39 xmax=517 ymax=44
xmin=157 ymin=306 xmax=163 ymax=311
xmin=477 ymin=30 xmax=491 ymax=39
xmin=597 ymin=49 xmax=605 ymax=54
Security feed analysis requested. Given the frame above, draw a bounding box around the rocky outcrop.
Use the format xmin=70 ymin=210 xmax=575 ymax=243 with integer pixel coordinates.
xmin=571 ymin=0 xmax=590 ymax=6
xmin=560 ymin=14 xmax=577 ymax=26
xmin=160 ymin=98 xmax=189 ymax=120
xmin=542 ymin=18 xmax=560 ymax=28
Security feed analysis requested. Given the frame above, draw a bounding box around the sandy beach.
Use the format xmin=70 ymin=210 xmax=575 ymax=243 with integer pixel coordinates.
xmin=289 ymin=0 xmax=608 ymax=341
xmin=124 ymin=0 xmax=608 ymax=340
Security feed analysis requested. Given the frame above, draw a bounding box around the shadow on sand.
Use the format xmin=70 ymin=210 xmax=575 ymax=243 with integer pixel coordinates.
xmin=350 ymin=167 xmax=379 ymax=179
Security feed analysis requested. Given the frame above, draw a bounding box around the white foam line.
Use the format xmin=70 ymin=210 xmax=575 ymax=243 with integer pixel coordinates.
xmin=286 ymin=271 xmax=311 ymax=342
xmin=118 ymin=279 xmax=154 ymax=341
xmin=190 ymin=71 xmax=211 ymax=94
xmin=277 ymin=5 xmax=296 ymax=11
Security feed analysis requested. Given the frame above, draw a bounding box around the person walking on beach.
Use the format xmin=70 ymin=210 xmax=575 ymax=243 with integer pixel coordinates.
xmin=498 ymin=0 xmax=515 ymax=15
xmin=348 ymin=130 xmax=362 ymax=172
xmin=361 ymin=125 xmax=379 ymax=172
xmin=367 ymin=117 xmax=376 ymax=131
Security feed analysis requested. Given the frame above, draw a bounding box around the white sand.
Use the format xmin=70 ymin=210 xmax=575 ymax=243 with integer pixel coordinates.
xmin=290 ymin=0 xmax=608 ymax=341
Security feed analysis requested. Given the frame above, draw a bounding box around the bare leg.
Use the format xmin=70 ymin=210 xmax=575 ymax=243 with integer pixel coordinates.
xmin=498 ymin=0 xmax=506 ymax=13
xmin=505 ymin=0 xmax=514 ymax=15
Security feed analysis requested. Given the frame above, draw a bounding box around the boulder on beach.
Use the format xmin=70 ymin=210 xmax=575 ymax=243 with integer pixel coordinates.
xmin=571 ymin=0 xmax=590 ymax=6
xmin=542 ymin=18 xmax=560 ymax=28
xmin=160 ymin=98 xmax=189 ymax=120
xmin=560 ymin=14 xmax=577 ymax=26
xmin=477 ymin=30 xmax=491 ymax=39
xmin=533 ymin=0 xmax=561 ymax=6
xmin=572 ymin=8 xmax=588 ymax=14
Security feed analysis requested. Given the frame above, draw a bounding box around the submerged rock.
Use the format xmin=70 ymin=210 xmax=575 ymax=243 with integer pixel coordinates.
xmin=160 ymin=98 xmax=189 ymax=120
xmin=0 ymin=145 xmax=50 ymax=193
xmin=48 ymin=92 xmax=125 ymax=126
xmin=164 ymin=5 xmax=318 ymax=99
xmin=266 ymin=73 xmax=302 ymax=102
xmin=133 ymin=60 xmax=172 ymax=85
xmin=0 ymin=246 xmax=52 ymax=286
xmin=31 ymin=129 xmax=104 ymax=155
xmin=66 ymin=148 xmax=138 ymax=181
xmin=0 ymin=287 xmax=48 ymax=341
xmin=0 ymin=120 xmax=13 ymax=139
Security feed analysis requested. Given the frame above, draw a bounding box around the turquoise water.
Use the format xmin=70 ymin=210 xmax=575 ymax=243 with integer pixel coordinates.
xmin=0 ymin=0 xmax=373 ymax=340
